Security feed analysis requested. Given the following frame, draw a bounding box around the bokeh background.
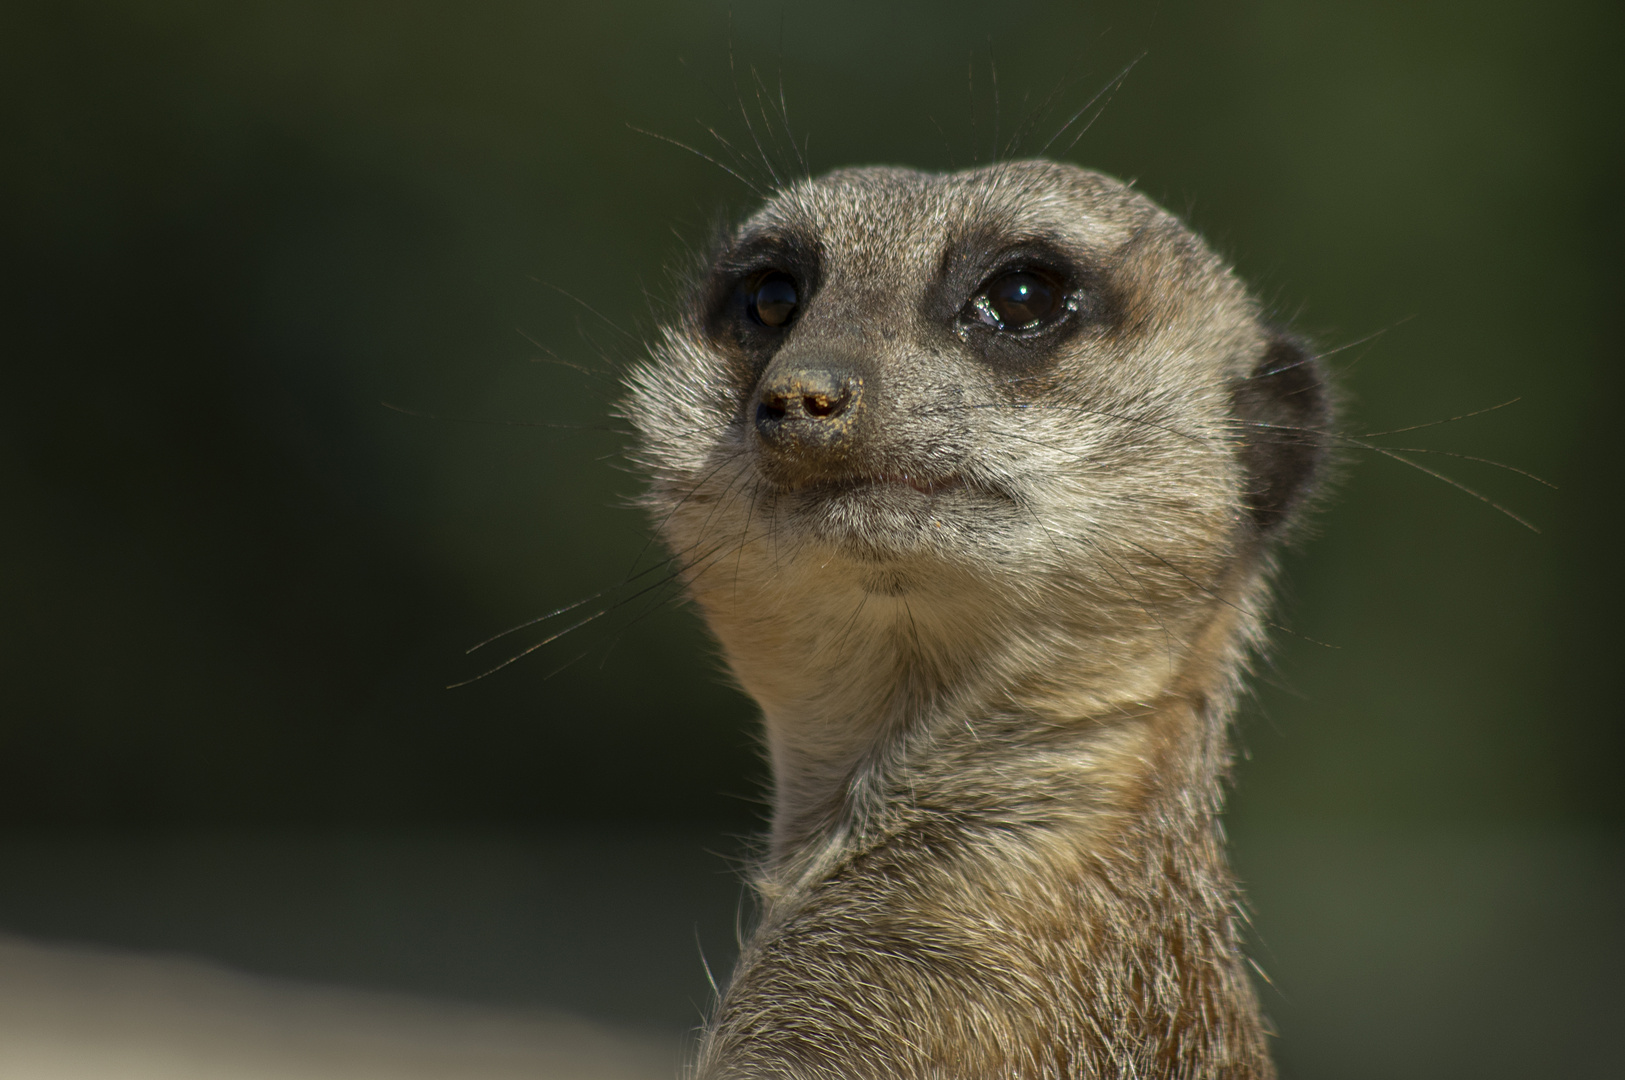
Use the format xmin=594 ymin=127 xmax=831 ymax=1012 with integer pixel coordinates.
xmin=2 ymin=1 xmax=1620 ymax=1076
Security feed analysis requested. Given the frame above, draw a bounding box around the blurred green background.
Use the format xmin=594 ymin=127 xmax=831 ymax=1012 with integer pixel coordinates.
xmin=1 ymin=1 xmax=1620 ymax=1076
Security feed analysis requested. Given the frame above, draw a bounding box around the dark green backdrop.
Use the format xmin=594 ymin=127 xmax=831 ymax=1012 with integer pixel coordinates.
xmin=4 ymin=0 xmax=1617 ymax=829
xmin=2 ymin=4 xmax=1622 ymax=1073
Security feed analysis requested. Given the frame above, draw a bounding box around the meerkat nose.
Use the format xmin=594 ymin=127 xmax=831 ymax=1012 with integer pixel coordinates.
xmin=753 ymin=366 xmax=862 ymax=451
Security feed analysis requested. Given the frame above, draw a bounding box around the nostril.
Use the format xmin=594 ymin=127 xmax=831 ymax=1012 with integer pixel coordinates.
xmin=802 ymin=389 xmax=849 ymax=419
xmin=754 ymin=368 xmax=860 ymax=444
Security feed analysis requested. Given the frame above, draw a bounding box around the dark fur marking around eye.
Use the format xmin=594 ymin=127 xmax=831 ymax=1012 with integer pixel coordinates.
xmin=1232 ymin=333 xmax=1332 ymax=533
xmin=928 ymin=231 xmax=1119 ymax=371
xmin=702 ymin=228 xmax=823 ymax=353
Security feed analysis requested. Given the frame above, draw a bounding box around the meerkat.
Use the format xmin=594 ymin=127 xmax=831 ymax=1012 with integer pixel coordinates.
xmin=623 ymin=159 xmax=1330 ymax=1079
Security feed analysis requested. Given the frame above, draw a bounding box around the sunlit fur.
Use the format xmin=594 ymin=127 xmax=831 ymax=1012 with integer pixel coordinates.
xmin=624 ymin=160 xmax=1329 ymax=1079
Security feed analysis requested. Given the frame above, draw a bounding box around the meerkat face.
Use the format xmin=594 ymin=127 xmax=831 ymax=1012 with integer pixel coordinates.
xmin=626 ymin=160 xmax=1326 ymax=721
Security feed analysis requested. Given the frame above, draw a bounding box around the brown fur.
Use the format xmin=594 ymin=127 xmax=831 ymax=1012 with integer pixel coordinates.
xmin=623 ymin=161 xmax=1331 ymax=1078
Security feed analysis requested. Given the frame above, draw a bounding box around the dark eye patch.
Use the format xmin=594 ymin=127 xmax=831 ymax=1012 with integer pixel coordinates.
xmin=926 ymin=233 xmax=1119 ymax=373
xmin=700 ymin=226 xmax=822 ymax=359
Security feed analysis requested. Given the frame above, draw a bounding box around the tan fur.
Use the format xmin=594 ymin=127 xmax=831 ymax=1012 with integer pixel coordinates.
xmin=623 ymin=161 xmax=1330 ymax=1078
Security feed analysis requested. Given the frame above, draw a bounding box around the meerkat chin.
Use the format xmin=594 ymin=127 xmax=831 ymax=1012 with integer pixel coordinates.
xmin=624 ymin=160 xmax=1331 ymax=1079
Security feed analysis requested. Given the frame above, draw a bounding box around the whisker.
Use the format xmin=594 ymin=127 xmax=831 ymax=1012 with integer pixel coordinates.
xmin=533 ymin=280 xmax=643 ymax=344
xmin=1311 ymin=315 xmax=1416 ymax=364
xmin=1039 ymin=53 xmax=1145 ymax=157
xmin=734 ymin=473 xmax=766 ymax=600
xmin=1225 ymin=416 xmax=1554 ymax=489
xmin=465 ymin=543 xmax=705 ymax=655
xmin=542 ymin=650 xmax=593 ymax=681
xmin=1359 ymin=398 xmax=1522 ymax=438
xmin=728 ymin=40 xmax=783 ymax=190
xmin=1353 ymin=443 xmax=1555 ymax=488
xmin=988 ymin=44 xmax=1000 ymax=161
xmin=1361 ymin=444 xmax=1541 ymax=532
xmin=602 ymin=537 xmax=749 ymax=650
xmin=962 ymin=400 xmax=1216 ymax=446
xmin=747 ymin=63 xmax=799 ymax=184
xmin=769 ymin=19 xmax=810 ymax=182
xmin=966 ymin=51 xmax=978 ymax=164
xmin=380 ymin=400 xmax=620 ymax=434
xmin=466 ymin=470 xmax=764 ymax=670
xmin=1228 ymin=417 xmax=1547 ymax=529
xmin=514 ymin=326 xmax=620 ymax=386
xmin=466 ymin=594 xmax=599 ymax=654
xmin=926 ymin=112 xmax=957 ymax=170
xmin=625 ymin=447 xmax=751 ymax=581
xmin=625 ymin=123 xmax=768 ymax=198
xmin=1003 ymin=74 xmax=1071 ymax=160
xmin=447 ymin=608 xmax=613 ymax=687
xmin=454 ymin=528 xmax=753 ymax=688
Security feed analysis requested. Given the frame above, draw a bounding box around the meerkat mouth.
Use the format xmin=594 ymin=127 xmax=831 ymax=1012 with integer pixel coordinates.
xmin=773 ymin=471 xmax=997 ymax=556
xmin=854 ymin=472 xmax=964 ymax=496
xmin=785 ymin=472 xmax=965 ymax=497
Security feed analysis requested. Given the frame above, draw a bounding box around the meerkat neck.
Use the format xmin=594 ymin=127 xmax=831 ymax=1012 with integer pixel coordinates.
xmin=705 ymin=688 xmax=1274 ymax=1080
xmin=739 ymin=567 xmax=1258 ymax=865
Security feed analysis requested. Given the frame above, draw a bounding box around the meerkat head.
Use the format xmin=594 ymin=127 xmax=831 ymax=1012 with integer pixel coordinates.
xmin=626 ymin=160 xmax=1328 ymax=837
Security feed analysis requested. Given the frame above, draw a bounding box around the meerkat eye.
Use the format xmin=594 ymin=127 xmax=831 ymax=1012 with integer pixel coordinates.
xmin=749 ymin=272 xmax=799 ymax=328
xmin=970 ymin=269 xmax=1065 ymax=332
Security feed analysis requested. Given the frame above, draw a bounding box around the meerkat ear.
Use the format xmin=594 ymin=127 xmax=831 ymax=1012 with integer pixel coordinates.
xmin=1231 ymin=331 xmax=1332 ymax=534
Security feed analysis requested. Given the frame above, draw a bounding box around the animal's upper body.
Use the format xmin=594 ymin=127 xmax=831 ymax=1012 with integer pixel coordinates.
xmin=624 ymin=160 xmax=1330 ymax=1079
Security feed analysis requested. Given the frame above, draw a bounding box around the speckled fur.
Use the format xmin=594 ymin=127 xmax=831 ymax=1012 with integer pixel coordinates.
xmin=623 ymin=161 xmax=1330 ymax=1079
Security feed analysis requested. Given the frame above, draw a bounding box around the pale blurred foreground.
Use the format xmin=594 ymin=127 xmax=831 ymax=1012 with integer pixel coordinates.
xmin=0 ymin=935 xmax=678 ymax=1080
xmin=0 ymin=828 xmax=1617 ymax=1080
